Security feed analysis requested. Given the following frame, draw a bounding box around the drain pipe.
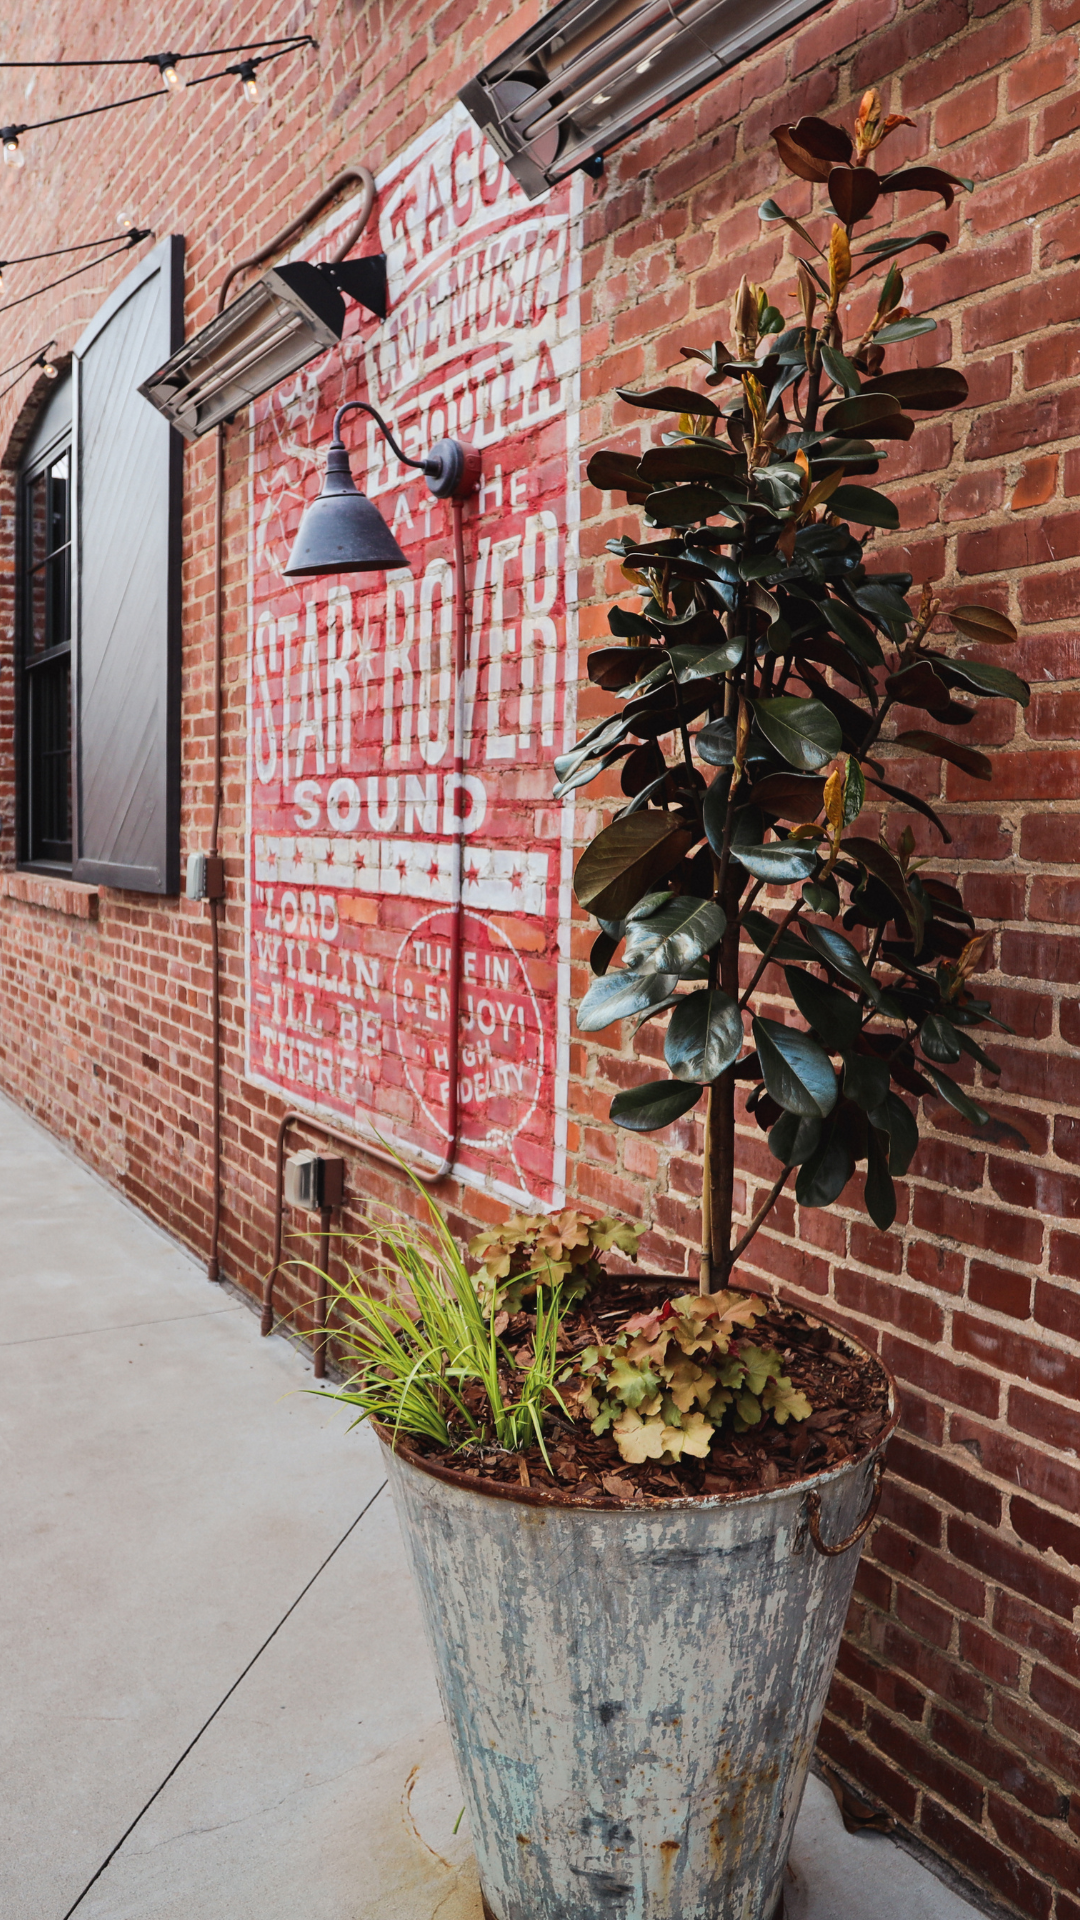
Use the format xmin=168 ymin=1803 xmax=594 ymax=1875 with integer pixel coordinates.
xmin=206 ymin=168 xmax=377 ymax=1284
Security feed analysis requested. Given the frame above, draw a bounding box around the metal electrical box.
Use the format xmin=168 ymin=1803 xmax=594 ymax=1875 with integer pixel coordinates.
xmin=284 ymin=1150 xmax=346 ymax=1211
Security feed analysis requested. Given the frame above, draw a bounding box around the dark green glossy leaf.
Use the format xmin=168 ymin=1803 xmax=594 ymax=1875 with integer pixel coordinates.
xmin=638 ymin=443 xmax=745 ymax=484
xmin=769 ymin=1111 xmax=822 ymax=1166
xmin=843 ymin=1053 xmax=891 ymax=1112
xmin=854 ymin=231 xmax=948 ymax=260
xmin=821 ymin=392 xmax=904 ymax=436
xmin=610 ymin=1077 xmax=703 ymax=1131
xmin=785 ymin=968 xmax=862 ymax=1050
xmin=820 ymin=341 xmax=861 ymax=394
xmin=802 ymin=877 xmax=841 ymax=916
xmin=801 ymin=922 xmax=879 ymax=1001
xmin=893 ymin=729 xmax=992 ymax=781
xmin=923 ymin=1063 xmax=989 ymax=1127
xmin=869 ymin=1092 xmax=919 ymax=1176
xmin=829 ymin=484 xmax=900 ymax=530
xmin=730 ymin=840 xmax=820 ymax=882
xmin=752 ymin=1016 xmax=838 ymax=1119
xmin=931 ymin=656 xmax=1030 ymax=709
xmin=589 ymin=930 xmax=620 ymax=977
xmin=588 ymin=645 xmax=666 ymax=689
xmin=821 ymin=595 xmax=886 ymax=665
xmin=608 ymin=605 xmax=653 ymax=639
xmin=864 ymin=774 xmax=952 ymax=843
xmin=884 ymin=660 xmax=952 ymax=713
xmin=743 ymin=909 xmax=815 ymax=963
xmin=577 ymin=968 xmax=680 ymax=1032
xmin=664 ymin=988 xmax=744 ymax=1082
xmin=668 ymin=637 xmax=745 ymax=680
xmin=874 ymin=316 xmax=938 ymax=343
xmin=842 ymin=837 xmax=920 ymax=938
xmin=574 ymin=813 xmax=695 ymax=920
xmin=750 ymin=772 xmax=826 ymax=822
xmin=864 ymin=1126 xmax=897 ymax=1229
xmin=956 ymin=1028 xmax=1001 ymax=1075
xmin=755 ymin=696 xmax=843 ymax=771
xmin=920 ymin=1011 xmax=963 ymax=1063
xmin=646 ymin=485 xmax=732 ymax=527
xmin=860 ymin=366 xmax=968 ymax=412
xmin=622 ymin=896 xmax=726 ymax=974
xmin=617 ymin=384 xmax=721 ymax=418
xmin=795 ymin=1119 xmax=855 ymax=1206
xmin=696 ymin=717 xmax=737 ymax=766
xmin=586 ymin=449 xmax=649 ymax=497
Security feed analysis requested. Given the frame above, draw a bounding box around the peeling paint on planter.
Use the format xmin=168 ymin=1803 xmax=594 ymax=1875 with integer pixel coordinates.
xmin=380 ymin=1358 xmax=895 ymax=1920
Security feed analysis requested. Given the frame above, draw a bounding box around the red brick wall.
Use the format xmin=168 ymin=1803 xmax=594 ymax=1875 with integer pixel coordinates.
xmin=0 ymin=2 xmax=1078 ymax=1911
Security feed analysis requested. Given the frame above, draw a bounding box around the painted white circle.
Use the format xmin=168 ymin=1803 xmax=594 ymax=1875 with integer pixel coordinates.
xmin=390 ymin=908 xmax=544 ymax=1178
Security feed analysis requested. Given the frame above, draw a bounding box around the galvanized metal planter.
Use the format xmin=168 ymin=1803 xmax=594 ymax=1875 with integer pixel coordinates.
xmin=379 ymin=1326 xmax=896 ymax=1920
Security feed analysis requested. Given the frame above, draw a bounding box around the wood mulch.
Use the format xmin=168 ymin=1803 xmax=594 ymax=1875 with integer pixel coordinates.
xmin=402 ymin=1275 xmax=893 ymax=1508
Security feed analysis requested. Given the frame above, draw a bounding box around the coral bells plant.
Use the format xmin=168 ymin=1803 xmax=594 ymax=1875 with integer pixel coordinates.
xmin=574 ymin=1290 xmax=812 ymax=1467
xmin=566 ymin=89 xmax=1028 ymax=1293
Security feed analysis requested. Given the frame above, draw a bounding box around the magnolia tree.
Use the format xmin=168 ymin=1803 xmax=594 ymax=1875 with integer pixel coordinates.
xmin=562 ymin=90 xmax=1028 ymax=1295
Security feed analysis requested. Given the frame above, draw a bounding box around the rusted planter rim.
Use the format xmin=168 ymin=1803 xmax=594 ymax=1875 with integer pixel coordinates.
xmin=372 ymin=1297 xmax=899 ymax=1515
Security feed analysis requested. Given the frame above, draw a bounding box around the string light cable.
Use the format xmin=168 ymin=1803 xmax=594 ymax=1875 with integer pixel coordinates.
xmin=0 ymin=33 xmax=316 ymax=165
xmin=0 ymin=221 xmax=151 ymax=295
xmin=0 ymin=339 xmax=58 ymax=402
xmin=0 ymin=224 xmax=153 ymax=315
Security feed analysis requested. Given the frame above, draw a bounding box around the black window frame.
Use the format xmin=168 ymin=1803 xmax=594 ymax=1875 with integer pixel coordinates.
xmin=15 ymin=391 xmax=74 ymax=873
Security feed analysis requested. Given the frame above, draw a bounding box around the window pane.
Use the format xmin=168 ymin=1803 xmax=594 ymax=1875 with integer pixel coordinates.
xmin=26 ymin=473 xmax=47 ymax=655
xmin=29 ymin=655 xmax=72 ymax=861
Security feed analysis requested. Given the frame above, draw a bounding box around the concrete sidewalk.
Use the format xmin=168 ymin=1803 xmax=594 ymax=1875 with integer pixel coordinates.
xmin=0 ymin=1090 xmax=984 ymax=1920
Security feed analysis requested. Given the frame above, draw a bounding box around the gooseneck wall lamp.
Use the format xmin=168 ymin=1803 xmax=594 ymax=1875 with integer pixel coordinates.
xmin=282 ymin=400 xmax=481 ymax=576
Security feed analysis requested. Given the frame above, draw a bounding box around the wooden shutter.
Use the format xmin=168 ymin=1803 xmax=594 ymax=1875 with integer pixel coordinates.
xmin=72 ymin=236 xmax=184 ymax=892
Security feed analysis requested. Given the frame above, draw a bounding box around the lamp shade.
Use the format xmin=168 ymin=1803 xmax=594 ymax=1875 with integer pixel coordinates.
xmin=283 ymin=440 xmax=408 ymax=577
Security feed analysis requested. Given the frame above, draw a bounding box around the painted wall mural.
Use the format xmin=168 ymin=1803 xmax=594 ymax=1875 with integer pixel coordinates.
xmin=245 ymin=104 xmax=582 ymax=1208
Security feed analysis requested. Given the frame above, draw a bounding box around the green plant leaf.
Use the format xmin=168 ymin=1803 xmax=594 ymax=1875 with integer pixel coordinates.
xmin=574 ymin=814 xmax=695 ymax=920
xmin=577 ymin=967 xmax=681 ymax=1032
xmin=829 ymin=484 xmax=900 ymax=529
xmin=843 ymin=1053 xmax=892 ymax=1112
xmin=750 ymin=772 xmax=827 ymax=822
xmin=696 ymin=717 xmax=737 ymax=765
xmin=802 ymin=877 xmax=842 ymax=915
xmin=861 ymin=365 xmax=968 ymax=411
xmin=730 ymin=840 xmax=820 ymax=882
xmin=842 ymin=836 xmax=920 ymax=938
xmin=743 ymin=909 xmax=815 ymax=963
xmin=646 ymin=485 xmax=732 ymax=527
xmin=795 ymin=1119 xmax=855 ymax=1206
xmin=922 ymin=1063 xmax=989 ymax=1127
xmin=821 ymin=595 xmax=886 ymax=664
xmin=590 ymin=930 xmax=620 ymax=976
xmin=864 ymin=1125 xmax=897 ymax=1229
xmin=893 ymin=729 xmax=992 ymax=781
xmin=821 ymin=392 xmax=904 ymax=436
xmin=610 ymin=1077 xmax=703 ymax=1131
xmin=622 ymin=895 xmax=726 ymax=973
xmin=931 ymin=656 xmax=1030 ymax=708
xmin=769 ymin=1111 xmax=823 ymax=1166
xmin=638 ymin=442 xmax=745 ymax=483
xmin=919 ymin=1011 xmax=963 ymax=1063
xmin=752 ymin=1016 xmax=838 ymax=1119
xmin=869 ymin=1092 xmax=919 ymax=1175
xmin=754 ymin=696 xmax=843 ymax=771
xmin=586 ymin=449 xmax=649 ymax=497
xmin=664 ymin=988 xmax=744 ymax=1082
xmin=668 ymin=638 xmax=745 ymax=680
xmin=801 ymin=922 xmax=879 ymax=1001
xmin=617 ymin=384 xmax=722 ymax=417
xmin=874 ymin=316 xmax=938 ymax=342
xmin=785 ymin=968 xmax=862 ymax=1049
xmin=820 ymin=341 xmax=861 ymax=394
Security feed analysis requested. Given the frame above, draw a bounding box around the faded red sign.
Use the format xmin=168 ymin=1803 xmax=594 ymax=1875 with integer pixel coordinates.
xmin=245 ymin=105 xmax=581 ymax=1208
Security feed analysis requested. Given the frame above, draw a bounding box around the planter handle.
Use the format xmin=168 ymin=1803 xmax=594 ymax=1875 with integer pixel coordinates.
xmin=806 ymin=1457 xmax=884 ymax=1557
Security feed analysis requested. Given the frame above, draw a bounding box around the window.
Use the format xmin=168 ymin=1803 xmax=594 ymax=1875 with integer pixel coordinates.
xmin=17 ymin=378 xmax=73 ymax=870
xmin=12 ymin=237 xmax=184 ymax=890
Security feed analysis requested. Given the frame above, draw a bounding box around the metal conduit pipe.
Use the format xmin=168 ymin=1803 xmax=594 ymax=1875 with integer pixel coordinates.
xmin=206 ymin=167 xmax=470 ymax=1286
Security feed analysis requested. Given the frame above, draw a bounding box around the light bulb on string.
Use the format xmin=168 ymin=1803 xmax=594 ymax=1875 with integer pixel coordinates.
xmin=2 ymin=129 xmax=25 ymax=170
xmin=150 ymin=53 xmax=185 ymax=93
xmin=39 ymin=354 xmax=58 ymax=380
xmin=237 ymin=60 xmax=260 ymax=104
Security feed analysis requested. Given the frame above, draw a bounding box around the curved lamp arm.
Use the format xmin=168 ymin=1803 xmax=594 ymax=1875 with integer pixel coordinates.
xmin=332 ymin=398 xmax=481 ymax=501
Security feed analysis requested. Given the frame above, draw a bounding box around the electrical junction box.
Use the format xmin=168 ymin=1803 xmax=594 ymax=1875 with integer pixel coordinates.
xmin=185 ymin=852 xmax=225 ymax=900
xmin=284 ymin=1150 xmax=346 ymax=1211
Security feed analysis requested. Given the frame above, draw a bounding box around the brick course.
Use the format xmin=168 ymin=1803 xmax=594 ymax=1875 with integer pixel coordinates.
xmin=0 ymin=0 xmax=1078 ymax=1910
